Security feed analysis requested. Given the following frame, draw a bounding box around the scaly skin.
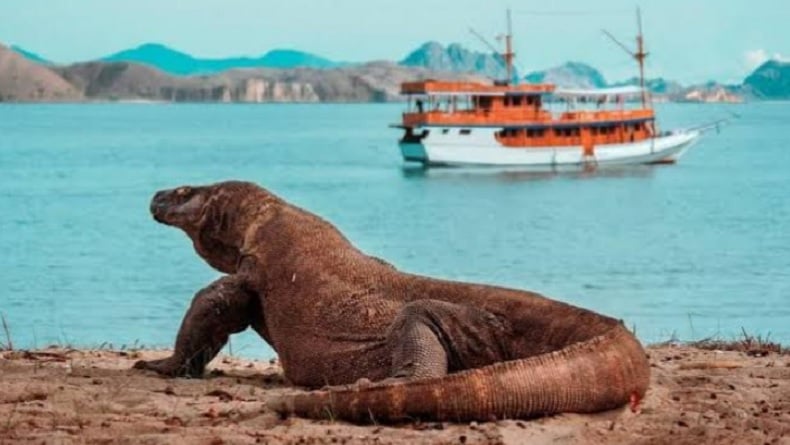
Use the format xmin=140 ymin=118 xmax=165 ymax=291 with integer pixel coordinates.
xmin=133 ymin=181 xmax=650 ymax=422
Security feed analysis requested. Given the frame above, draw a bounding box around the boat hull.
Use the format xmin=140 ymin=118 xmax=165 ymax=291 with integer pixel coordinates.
xmin=399 ymin=129 xmax=700 ymax=170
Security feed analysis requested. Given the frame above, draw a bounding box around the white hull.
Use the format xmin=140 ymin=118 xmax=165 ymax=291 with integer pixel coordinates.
xmin=400 ymin=128 xmax=700 ymax=170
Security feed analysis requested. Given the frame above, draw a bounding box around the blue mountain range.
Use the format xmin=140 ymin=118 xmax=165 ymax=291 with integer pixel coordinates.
xmin=99 ymin=43 xmax=344 ymax=75
xmin=8 ymin=42 xmax=790 ymax=100
xmin=10 ymin=45 xmax=51 ymax=65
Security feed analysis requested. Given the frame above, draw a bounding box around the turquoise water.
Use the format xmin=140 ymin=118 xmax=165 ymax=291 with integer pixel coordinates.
xmin=1 ymin=103 xmax=788 ymax=359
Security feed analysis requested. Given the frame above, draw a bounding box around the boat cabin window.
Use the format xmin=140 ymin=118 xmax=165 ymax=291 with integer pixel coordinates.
xmin=498 ymin=128 xmax=520 ymax=138
xmin=475 ymin=96 xmax=493 ymax=110
xmin=441 ymin=128 xmax=450 ymax=135
xmin=553 ymin=127 xmax=581 ymax=137
xmin=460 ymin=129 xmax=472 ymax=135
xmin=503 ymin=95 xmax=535 ymax=107
xmin=526 ymin=128 xmax=545 ymax=138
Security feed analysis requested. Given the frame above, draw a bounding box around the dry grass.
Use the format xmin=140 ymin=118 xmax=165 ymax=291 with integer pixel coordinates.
xmin=1 ymin=312 xmax=12 ymax=351
xmin=657 ymin=327 xmax=786 ymax=357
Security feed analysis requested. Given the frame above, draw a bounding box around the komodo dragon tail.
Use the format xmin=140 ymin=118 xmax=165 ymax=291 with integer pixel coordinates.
xmin=268 ymin=324 xmax=650 ymax=422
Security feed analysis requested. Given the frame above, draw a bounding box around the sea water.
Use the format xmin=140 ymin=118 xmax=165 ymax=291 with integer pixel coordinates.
xmin=1 ymin=102 xmax=788 ymax=359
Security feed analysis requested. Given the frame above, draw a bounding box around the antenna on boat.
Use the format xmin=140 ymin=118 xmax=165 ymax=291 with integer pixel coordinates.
xmin=503 ymin=8 xmax=515 ymax=85
xmin=469 ymin=9 xmax=516 ymax=85
xmin=602 ymin=6 xmax=649 ymax=107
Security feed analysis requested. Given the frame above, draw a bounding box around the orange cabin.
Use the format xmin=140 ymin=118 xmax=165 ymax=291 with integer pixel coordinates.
xmin=400 ymin=80 xmax=657 ymax=149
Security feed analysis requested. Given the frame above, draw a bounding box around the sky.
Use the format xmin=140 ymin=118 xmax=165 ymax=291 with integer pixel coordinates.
xmin=1 ymin=0 xmax=788 ymax=84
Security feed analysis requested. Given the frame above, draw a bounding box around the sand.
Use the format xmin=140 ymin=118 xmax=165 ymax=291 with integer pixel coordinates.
xmin=1 ymin=344 xmax=788 ymax=444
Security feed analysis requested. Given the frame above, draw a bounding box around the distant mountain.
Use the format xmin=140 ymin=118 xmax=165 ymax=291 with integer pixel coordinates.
xmin=524 ymin=62 xmax=607 ymax=89
xmin=101 ymin=43 xmax=343 ymax=76
xmin=257 ymin=49 xmax=340 ymax=69
xmin=610 ymin=77 xmax=685 ymax=95
xmin=743 ymin=60 xmax=790 ymax=99
xmin=0 ymin=38 xmax=762 ymax=103
xmin=48 ymin=59 xmax=482 ymax=103
xmin=10 ymin=45 xmax=51 ymax=65
xmin=0 ymin=43 xmax=79 ymax=101
xmin=400 ymin=41 xmax=510 ymax=80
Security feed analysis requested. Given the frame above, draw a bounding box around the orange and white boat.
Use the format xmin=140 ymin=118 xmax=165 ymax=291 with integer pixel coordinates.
xmin=393 ymin=10 xmax=702 ymax=170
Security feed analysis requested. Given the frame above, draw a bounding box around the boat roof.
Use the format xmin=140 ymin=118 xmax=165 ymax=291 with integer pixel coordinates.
xmin=401 ymin=80 xmax=555 ymax=96
xmin=553 ymin=85 xmax=645 ymax=98
xmin=401 ymin=80 xmax=646 ymax=99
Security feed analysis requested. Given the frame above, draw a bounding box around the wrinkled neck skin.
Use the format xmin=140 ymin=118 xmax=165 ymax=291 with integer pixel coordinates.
xmin=236 ymin=200 xmax=361 ymax=294
xmin=189 ymin=189 xmax=278 ymax=274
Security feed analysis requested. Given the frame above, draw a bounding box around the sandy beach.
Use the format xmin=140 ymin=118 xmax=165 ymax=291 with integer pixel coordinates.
xmin=1 ymin=342 xmax=788 ymax=444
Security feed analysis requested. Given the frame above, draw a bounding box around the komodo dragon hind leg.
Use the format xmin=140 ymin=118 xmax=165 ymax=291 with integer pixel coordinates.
xmin=134 ymin=275 xmax=256 ymax=377
xmin=385 ymin=300 xmax=512 ymax=380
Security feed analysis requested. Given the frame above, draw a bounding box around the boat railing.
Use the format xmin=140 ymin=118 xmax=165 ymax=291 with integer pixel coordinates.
xmin=402 ymin=108 xmax=653 ymax=127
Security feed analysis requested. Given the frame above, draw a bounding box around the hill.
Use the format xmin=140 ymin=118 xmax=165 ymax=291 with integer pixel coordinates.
xmin=101 ymin=43 xmax=342 ymax=76
xmin=743 ymin=60 xmax=790 ymax=99
xmin=400 ymin=41 xmax=509 ymax=80
xmin=10 ymin=45 xmax=51 ymax=65
xmin=52 ymin=60 xmax=481 ymax=103
xmin=524 ymin=62 xmax=607 ymax=89
xmin=0 ymin=43 xmax=80 ymax=101
xmin=609 ymin=77 xmax=685 ymax=95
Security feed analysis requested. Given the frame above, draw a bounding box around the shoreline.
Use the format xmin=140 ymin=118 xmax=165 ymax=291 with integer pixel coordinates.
xmin=1 ymin=344 xmax=787 ymax=444
xmin=0 ymin=100 xmax=755 ymax=105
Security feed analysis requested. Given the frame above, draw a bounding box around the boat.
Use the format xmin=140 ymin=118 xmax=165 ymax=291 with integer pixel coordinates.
xmin=393 ymin=9 xmax=703 ymax=170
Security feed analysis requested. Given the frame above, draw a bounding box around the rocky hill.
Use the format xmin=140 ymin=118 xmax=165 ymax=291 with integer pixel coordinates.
xmin=400 ymin=41 xmax=509 ymax=81
xmin=10 ymin=45 xmax=51 ymax=65
xmin=50 ymin=60 xmax=480 ymax=103
xmin=3 ymin=39 xmax=788 ymax=103
xmin=101 ymin=43 xmax=344 ymax=76
xmin=524 ymin=62 xmax=607 ymax=89
xmin=743 ymin=60 xmax=790 ymax=100
xmin=0 ymin=43 xmax=80 ymax=101
xmin=609 ymin=77 xmax=685 ymax=96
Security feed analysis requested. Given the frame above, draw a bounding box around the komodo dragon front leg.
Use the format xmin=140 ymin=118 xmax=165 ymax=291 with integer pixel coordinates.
xmin=134 ymin=275 xmax=265 ymax=377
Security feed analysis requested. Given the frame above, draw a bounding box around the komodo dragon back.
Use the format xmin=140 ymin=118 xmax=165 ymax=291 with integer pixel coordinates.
xmin=268 ymin=323 xmax=649 ymax=422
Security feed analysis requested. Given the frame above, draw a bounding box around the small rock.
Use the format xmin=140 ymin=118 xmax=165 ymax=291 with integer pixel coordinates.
xmin=165 ymin=416 xmax=185 ymax=427
xmin=206 ymin=389 xmax=234 ymax=402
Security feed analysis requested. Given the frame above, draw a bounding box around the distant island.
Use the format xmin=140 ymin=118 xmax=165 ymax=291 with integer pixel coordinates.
xmin=1 ymin=41 xmax=787 ymax=103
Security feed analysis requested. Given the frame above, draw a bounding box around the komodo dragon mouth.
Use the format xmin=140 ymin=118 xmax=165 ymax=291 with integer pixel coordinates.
xmin=134 ymin=180 xmax=650 ymax=423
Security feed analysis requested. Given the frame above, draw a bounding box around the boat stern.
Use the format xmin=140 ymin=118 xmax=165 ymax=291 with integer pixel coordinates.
xmin=399 ymin=141 xmax=429 ymax=164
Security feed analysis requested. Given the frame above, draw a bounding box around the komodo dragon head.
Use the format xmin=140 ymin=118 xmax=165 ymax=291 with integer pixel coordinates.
xmin=150 ymin=181 xmax=272 ymax=274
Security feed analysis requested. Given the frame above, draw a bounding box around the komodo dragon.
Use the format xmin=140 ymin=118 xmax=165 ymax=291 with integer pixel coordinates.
xmin=134 ymin=180 xmax=650 ymax=422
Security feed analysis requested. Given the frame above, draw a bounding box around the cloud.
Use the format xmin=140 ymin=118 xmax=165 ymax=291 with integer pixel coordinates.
xmin=743 ymin=49 xmax=788 ymax=71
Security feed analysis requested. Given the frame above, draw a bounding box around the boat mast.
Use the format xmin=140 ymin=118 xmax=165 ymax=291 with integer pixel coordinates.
xmin=469 ymin=9 xmax=516 ymax=85
xmin=603 ymin=7 xmax=650 ymax=108
xmin=635 ymin=7 xmax=648 ymax=107
xmin=503 ymin=9 xmax=515 ymax=85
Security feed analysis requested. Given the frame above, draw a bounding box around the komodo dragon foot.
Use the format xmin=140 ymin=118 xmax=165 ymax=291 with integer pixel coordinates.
xmin=134 ymin=275 xmax=258 ymax=378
